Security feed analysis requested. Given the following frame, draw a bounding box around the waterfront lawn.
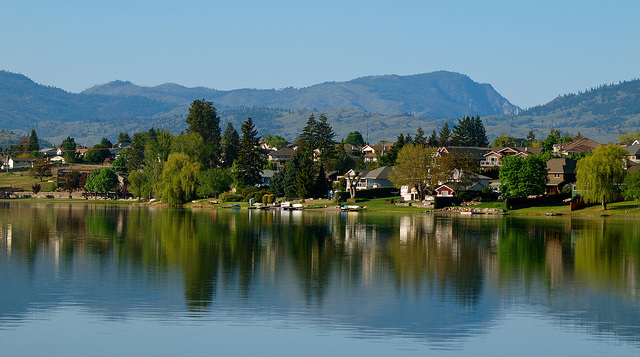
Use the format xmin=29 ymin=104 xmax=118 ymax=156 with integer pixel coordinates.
xmin=509 ymin=200 xmax=640 ymax=216
xmin=0 ymin=172 xmax=56 ymax=191
xmin=358 ymin=197 xmax=430 ymax=212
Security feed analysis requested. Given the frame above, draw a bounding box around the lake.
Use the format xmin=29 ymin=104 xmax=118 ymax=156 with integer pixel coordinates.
xmin=1 ymin=203 xmax=639 ymax=355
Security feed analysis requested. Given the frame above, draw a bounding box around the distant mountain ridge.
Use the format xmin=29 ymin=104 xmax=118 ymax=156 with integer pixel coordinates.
xmin=82 ymin=71 xmax=520 ymax=118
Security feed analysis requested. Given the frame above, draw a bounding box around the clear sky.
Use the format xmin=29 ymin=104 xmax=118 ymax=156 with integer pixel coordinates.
xmin=1 ymin=1 xmax=638 ymax=108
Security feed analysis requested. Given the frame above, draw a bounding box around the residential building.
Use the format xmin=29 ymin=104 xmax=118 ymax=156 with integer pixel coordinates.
xmin=361 ymin=144 xmax=393 ymax=163
xmin=552 ymin=138 xmax=601 ymax=156
xmin=546 ymin=157 xmax=577 ymax=193
xmin=481 ymin=147 xmax=543 ymax=168
xmin=2 ymin=157 xmax=36 ymax=170
xmin=625 ymin=143 xmax=640 ymax=163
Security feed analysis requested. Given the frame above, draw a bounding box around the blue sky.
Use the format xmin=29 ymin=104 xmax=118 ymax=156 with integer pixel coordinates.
xmin=1 ymin=1 xmax=638 ymax=108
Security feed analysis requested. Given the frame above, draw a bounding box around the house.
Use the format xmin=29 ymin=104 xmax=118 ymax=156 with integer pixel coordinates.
xmin=552 ymin=138 xmax=601 ymax=156
xmin=268 ymin=147 xmax=295 ymax=164
xmin=2 ymin=157 xmax=36 ymax=170
xmin=437 ymin=146 xmax=491 ymax=167
xmin=38 ymin=147 xmax=58 ymax=157
xmin=361 ymin=144 xmax=393 ymax=163
xmin=400 ymin=186 xmax=419 ymax=201
xmin=435 ymin=184 xmax=455 ymax=197
xmin=356 ymin=166 xmax=394 ymax=190
xmin=259 ymin=170 xmax=275 ymax=187
xmin=342 ymin=169 xmax=370 ymax=192
xmin=546 ymin=157 xmax=577 ymax=193
xmin=481 ymin=147 xmax=543 ymax=168
xmin=625 ymin=143 xmax=640 ymax=163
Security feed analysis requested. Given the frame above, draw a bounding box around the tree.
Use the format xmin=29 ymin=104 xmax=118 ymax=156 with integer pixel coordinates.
xmin=84 ymin=145 xmax=110 ymax=163
xmin=100 ymin=138 xmax=113 ymax=148
xmin=62 ymin=170 xmax=85 ymax=196
xmin=85 ymin=168 xmax=119 ymax=194
xmin=264 ymin=134 xmax=288 ymax=148
xmin=29 ymin=160 xmax=52 ymax=181
xmin=414 ymin=127 xmax=426 ymax=147
xmin=452 ymin=117 xmax=474 ymax=146
xmin=298 ymin=114 xmax=318 ymax=149
xmin=499 ymin=155 xmax=548 ymax=197
xmin=622 ymin=169 xmax=640 ymax=200
xmin=127 ymin=170 xmax=149 ymax=199
xmin=295 ymin=149 xmax=316 ymax=199
xmin=312 ymin=165 xmax=330 ymax=198
xmin=492 ymin=133 xmax=519 ymax=147
xmin=576 ymin=145 xmax=626 ymax=210
xmin=345 ymin=131 xmax=365 ymax=147
xmin=221 ymin=122 xmax=241 ymax=167
xmin=117 ymin=132 xmax=132 ymax=145
xmin=161 ymin=152 xmax=202 ymax=205
xmin=31 ymin=183 xmax=41 ymax=195
xmin=235 ymin=118 xmax=265 ymax=187
xmin=269 ymin=170 xmax=286 ymax=198
xmin=197 ymin=167 xmax=234 ymax=198
xmin=380 ymin=133 xmax=406 ymax=166
xmin=315 ymin=114 xmax=337 ymax=168
xmin=186 ymin=99 xmax=221 ymax=167
xmin=389 ymin=144 xmax=438 ymax=201
xmin=436 ymin=150 xmax=480 ymax=193
xmin=438 ymin=123 xmax=452 ymax=146
xmin=144 ymin=129 xmax=173 ymax=197
xmin=172 ymin=132 xmax=206 ymax=166
xmin=26 ymin=129 xmax=39 ymax=153
xmin=283 ymin=155 xmax=299 ymax=200
xmin=427 ymin=130 xmax=438 ymax=147
xmin=61 ymin=136 xmax=79 ymax=162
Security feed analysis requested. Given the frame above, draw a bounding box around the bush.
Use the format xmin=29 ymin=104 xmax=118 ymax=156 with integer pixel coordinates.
xmin=252 ymin=192 xmax=264 ymax=203
xmin=219 ymin=191 xmax=241 ymax=203
xmin=458 ymin=191 xmax=471 ymax=202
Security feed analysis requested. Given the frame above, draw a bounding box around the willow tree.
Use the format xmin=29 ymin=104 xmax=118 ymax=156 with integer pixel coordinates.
xmin=389 ymin=144 xmax=438 ymax=201
xmin=576 ymin=145 xmax=627 ymax=210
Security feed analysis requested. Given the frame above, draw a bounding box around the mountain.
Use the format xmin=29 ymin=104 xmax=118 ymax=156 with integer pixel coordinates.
xmin=484 ymin=79 xmax=640 ymax=142
xmin=83 ymin=71 xmax=520 ymax=118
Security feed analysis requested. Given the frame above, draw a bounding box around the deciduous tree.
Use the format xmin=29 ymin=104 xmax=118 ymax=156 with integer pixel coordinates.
xmin=389 ymin=144 xmax=438 ymax=201
xmin=576 ymin=145 xmax=626 ymax=210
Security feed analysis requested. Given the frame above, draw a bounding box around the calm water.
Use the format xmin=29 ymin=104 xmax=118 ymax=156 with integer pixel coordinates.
xmin=1 ymin=203 xmax=639 ymax=356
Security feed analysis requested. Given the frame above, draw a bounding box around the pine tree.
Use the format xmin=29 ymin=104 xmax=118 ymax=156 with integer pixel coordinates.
xmin=471 ymin=116 xmax=489 ymax=147
xmin=26 ymin=129 xmax=39 ymax=152
xmin=415 ymin=127 xmax=426 ymax=147
xmin=295 ymin=149 xmax=316 ymax=199
xmin=283 ymin=155 xmax=299 ymax=200
xmin=452 ymin=116 xmax=473 ymax=146
xmin=186 ymin=99 xmax=221 ymax=167
xmin=312 ymin=165 xmax=330 ymax=198
xmin=438 ymin=123 xmax=452 ymax=146
xmin=427 ymin=130 xmax=438 ymax=147
xmin=221 ymin=122 xmax=240 ymax=167
xmin=315 ymin=114 xmax=337 ymax=169
xmin=235 ymin=118 xmax=265 ymax=187
xmin=298 ymin=114 xmax=318 ymax=149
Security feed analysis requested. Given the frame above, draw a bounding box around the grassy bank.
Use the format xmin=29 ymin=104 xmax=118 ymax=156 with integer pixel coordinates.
xmin=508 ymin=200 xmax=640 ymax=216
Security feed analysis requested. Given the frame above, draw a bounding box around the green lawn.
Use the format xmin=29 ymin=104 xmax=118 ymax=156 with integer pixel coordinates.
xmin=0 ymin=172 xmax=56 ymax=191
xmin=508 ymin=200 xmax=640 ymax=216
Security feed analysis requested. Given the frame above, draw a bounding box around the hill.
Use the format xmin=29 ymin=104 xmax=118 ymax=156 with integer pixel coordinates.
xmin=485 ymin=79 xmax=640 ymax=142
xmin=83 ymin=71 xmax=519 ymax=118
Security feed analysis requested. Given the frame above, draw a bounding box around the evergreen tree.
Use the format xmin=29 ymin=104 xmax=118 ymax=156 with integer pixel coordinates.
xmin=100 ymin=138 xmax=113 ymax=148
xmin=26 ymin=129 xmax=39 ymax=152
xmin=380 ymin=133 xmax=406 ymax=166
xmin=298 ymin=114 xmax=318 ymax=149
xmin=345 ymin=131 xmax=365 ymax=147
xmin=315 ymin=114 xmax=337 ymax=169
xmin=427 ymin=130 xmax=438 ymax=147
xmin=117 ymin=132 xmax=132 ymax=145
xmin=471 ymin=116 xmax=489 ymax=147
xmin=414 ymin=127 xmax=426 ymax=147
xmin=452 ymin=116 xmax=473 ymax=146
xmin=221 ymin=122 xmax=240 ymax=167
xmin=312 ymin=165 xmax=330 ymax=199
xmin=283 ymin=155 xmax=299 ymax=200
xmin=438 ymin=123 xmax=452 ymax=146
xmin=186 ymin=99 xmax=221 ymax=167
xmin=235 ymin=118 xmax=265 ymax=187
xmin=269 ymin=170 xmax=286 ymax=198
xmin=295 ymin=149 xmax=316 ymax=199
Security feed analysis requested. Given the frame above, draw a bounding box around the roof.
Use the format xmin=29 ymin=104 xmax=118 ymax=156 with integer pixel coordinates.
xmin=553 ymin=138 xmax=601 ymax=153
xmin=11 ymin=157 xmax=36 ymax=162
xmin=486 ymin=146 xmax=543 ymax=157
xmin=260 ymin=170 xmax=275 ymax=178
xmin=438 ymin=146 xmax=491 ymax=160
xmin=626 ymin=144 xmax=640 ymax=156
xmin=546 ymin=157 xmax=577 ymax=174
xmin=364 ymin=166 xmax=394 ymax=180
xmin=269 ymin=147 xmax=295 ymax=157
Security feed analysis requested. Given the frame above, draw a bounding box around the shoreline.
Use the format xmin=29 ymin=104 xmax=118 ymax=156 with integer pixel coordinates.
xmin=4 ymin=197 xmax=640 ymax=218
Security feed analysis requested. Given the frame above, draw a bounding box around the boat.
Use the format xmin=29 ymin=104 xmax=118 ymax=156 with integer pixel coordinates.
xmin=340 ymin=205 xmax=366 ymax=212
xmin=460 ymin=210 xmax=482 ymax=215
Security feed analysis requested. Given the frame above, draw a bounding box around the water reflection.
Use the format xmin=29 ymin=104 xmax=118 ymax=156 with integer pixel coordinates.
xmin=0 ymin=203 xmax=640 ymax=347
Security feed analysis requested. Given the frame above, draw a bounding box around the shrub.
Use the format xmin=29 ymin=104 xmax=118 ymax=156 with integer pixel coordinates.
xmin=253 ymin=192 xmax=264 ymax=203
xmin=458 ymin=191 xmax=471 ymax=202
xmin=219 ymin=191 xmax=241 ymax=203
